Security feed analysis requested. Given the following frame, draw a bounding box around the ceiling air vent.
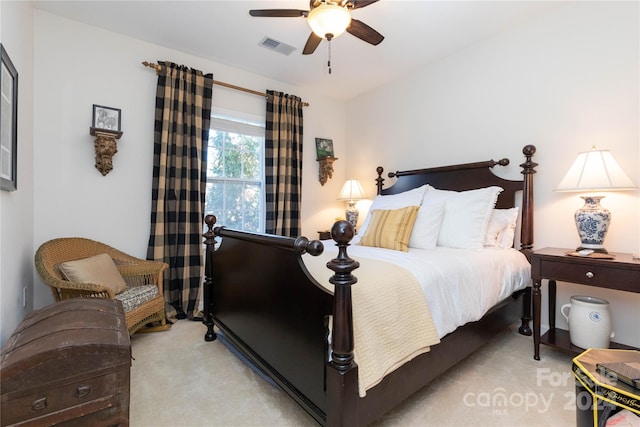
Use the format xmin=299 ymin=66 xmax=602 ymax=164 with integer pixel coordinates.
xmin=259 ymin=37 xmax=296 ymax=56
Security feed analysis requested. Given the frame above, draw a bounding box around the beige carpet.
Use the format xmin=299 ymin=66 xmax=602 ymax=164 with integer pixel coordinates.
xmin=130 ymin=321 xmax=576 ymax=427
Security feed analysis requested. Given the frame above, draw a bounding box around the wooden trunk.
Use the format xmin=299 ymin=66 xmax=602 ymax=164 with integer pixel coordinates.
xmin=1 ymin=299 xmax=131 ymax=427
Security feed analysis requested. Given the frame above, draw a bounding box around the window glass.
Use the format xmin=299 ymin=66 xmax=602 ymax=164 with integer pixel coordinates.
xmin=205 ymin=115 xmax=264 ymax=233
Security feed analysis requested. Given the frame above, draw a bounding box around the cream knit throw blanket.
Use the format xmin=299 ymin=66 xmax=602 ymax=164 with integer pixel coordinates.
xmin=303 ymin=250 xmax=440 ymax=397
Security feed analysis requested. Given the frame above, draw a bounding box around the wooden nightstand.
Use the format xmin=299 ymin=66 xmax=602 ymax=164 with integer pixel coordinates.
xmin=318 ymin=230 xmax=331 ymax=240
xmin=531 ymin=247 xmax=640 ymax=360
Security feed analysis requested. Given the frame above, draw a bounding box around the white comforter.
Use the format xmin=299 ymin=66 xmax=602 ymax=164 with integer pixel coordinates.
xmin=316 ymin=242 xmax=532 ymax=338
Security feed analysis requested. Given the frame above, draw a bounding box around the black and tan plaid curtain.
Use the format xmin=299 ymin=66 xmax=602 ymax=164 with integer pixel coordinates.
xmin=147 ymin=62 xmax=213 ymax=321
xmin=264 ymin=90 xmax=304 ymax=237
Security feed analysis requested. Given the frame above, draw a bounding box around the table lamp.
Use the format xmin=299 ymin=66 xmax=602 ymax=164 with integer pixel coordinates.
xmin=555 ymin=146 xmax=636 ymax=253
xmin=338 ymin=179 xmax=366 ymax=231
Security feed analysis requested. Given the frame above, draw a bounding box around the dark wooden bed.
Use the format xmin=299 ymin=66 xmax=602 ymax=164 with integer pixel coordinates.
xmin=202 ymin=145 xmax=537 ymax=426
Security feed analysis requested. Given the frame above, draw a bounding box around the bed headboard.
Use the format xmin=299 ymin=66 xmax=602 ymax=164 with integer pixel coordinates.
xmin=375 ymin=145 xmax=537 ymax=253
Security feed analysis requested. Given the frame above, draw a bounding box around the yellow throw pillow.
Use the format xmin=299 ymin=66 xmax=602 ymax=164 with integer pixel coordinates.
xmin=359 ymin=205 xmax=420 ymax=252
xmin=58 ymin=253 xmax=128 ymax=295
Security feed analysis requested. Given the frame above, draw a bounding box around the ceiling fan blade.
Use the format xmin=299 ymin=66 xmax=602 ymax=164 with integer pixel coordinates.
xmin=349 ymin=0 xmax=379 ymax=10
xmin=302 ymin=33 xmax=323 ymax=55
xmin=249 ymin=9 xmax=308 ymax=18
xmin=347 ymin=18 xmax=384 ymax=46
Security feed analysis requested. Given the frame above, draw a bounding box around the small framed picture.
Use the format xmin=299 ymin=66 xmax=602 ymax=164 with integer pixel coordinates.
xmin=316 ymin=138 xmax=334 ymax=159
xmin=1 ymin=44 xmax=18 ymax=191
xmin=92 ymin=104 xmax=121 ymax=132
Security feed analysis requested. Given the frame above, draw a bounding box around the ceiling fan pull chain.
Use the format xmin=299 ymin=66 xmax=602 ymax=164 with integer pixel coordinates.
xmin=328 ymin=39 xmax=332 ymax=74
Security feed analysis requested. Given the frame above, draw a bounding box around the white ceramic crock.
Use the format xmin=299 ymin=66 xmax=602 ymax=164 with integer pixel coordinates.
xmin=561 ymin=295 xmax=614 ymax=349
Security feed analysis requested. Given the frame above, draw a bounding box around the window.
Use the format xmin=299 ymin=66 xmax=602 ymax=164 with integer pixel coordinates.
xmin=205 ymin=115 xmax=265 ymax=232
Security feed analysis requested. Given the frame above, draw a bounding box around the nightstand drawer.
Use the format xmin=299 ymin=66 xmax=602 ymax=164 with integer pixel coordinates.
xmin=541 ymin=259 xmax=639 ymax=292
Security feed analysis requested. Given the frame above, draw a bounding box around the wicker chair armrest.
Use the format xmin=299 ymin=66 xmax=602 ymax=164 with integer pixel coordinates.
xmin=118 ymin=262 xmax=168 ymax=294
xmin=44 ymin=276 xmax=118 ymax=299
xmin=58 ymin=288 xmax=112 ymax=300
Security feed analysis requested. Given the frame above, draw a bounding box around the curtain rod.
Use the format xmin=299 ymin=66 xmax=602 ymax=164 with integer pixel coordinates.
xmin=142 ymin=61 xmax=309 ymax=107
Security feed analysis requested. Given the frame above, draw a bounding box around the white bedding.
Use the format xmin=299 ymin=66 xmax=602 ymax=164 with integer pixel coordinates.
xmin=317 ymin=241 xmax=531 ymax=338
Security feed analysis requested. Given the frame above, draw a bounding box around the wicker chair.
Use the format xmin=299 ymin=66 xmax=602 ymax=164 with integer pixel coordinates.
xmin=35 ymin=237 xmax=169 ymax=335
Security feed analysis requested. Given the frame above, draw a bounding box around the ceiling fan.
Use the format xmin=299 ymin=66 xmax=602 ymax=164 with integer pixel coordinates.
xmin=249 ymin=0 xmax=384 ymax=55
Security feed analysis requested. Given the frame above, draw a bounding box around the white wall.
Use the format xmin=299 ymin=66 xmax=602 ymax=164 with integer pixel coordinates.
xmin=347 ymin=1 xmax=640 ymax=347
xmin=31 ymin=11 xmax=347 ymax=310
xmin=0 ymin=1 xmax=35 ymax=346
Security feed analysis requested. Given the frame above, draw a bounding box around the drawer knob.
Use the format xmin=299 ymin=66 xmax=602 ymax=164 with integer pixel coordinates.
xmin=76 ymin=385 xmax=92 ymax=399
xmin=31 ymin=397 xmax=47 ymax=411
xmin=586 ymin=271 xmax=594 ymax=279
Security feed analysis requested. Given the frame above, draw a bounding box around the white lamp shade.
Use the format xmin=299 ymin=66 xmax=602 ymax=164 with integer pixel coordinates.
xmin=555 ymin=148 xmax=636 ymax=192
xmin=307 ymin=3 xmax=351 ymax=39
xmin=338 ymin=179 xmax=366 ymax=201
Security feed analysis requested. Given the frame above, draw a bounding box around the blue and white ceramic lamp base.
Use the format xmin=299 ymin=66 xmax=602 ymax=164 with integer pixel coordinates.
xmin=345 ymin=204 xmax=359 ymax=234
xmin=575 ymin=196 xmax=610 ymax=253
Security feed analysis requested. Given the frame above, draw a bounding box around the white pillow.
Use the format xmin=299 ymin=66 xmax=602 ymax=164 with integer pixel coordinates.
xmin=423 ymin=185 xmax=503 ymax=249
xmin=408 ymin=199 xmax=445 ymax=250
xmin=357 ymin=185 xmax=427 ymax=238
xmin=484 ymin=207 xmax=519 ymax=248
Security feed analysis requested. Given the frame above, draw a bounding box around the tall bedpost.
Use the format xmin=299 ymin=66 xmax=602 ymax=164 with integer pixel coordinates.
xmin=203 ymin=214 xmax=217 ymax=342
xmin=326 ymin=220 xmax=360 ymax=427
xmin=520 ymin=144 xmax=537 ymax=256
xmin=519 ymin=145 xmax=537 ymax=336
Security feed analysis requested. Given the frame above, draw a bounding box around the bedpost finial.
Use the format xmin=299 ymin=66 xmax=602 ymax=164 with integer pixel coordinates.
xmin=203 ymin=214 xmax=217 ymax=246
xmin=204 ymin=214 xmax=217 ymax=230
xmin=523 ymin=145 xmax=536 ymax=157
xmin=294 ymin=236 xmax=324 ymax=256
xmin=520 ymin=145 xmax=538 ymax=174
xmin=376 ymin=167 xmax=385 ymax=196
xmin=331 ymin=220 xmax=354 ymax=244
xmin=306 ymin=239 xmax=324 ymax=256
xmin=328 ymin=221 xmax=359 ymax=285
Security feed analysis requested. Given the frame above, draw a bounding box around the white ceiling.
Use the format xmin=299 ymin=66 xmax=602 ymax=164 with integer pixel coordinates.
xmin=32 ymin=0 xmax=562 ymax=100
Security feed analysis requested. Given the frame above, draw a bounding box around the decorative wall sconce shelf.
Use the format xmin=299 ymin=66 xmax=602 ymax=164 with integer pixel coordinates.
xmin=90 ymin=127 xmax=123 ymax=176
xmin=317 ymin=156 xmax=338 ymax=186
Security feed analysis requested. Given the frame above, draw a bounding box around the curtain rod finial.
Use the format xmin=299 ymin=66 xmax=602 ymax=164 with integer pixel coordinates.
xmin=142 ymin=61 xmax=161 ymax=75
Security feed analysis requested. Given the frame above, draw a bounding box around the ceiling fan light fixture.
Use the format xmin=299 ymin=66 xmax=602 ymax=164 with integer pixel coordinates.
xmin=307 ymin=3 xmax=351 ymax=40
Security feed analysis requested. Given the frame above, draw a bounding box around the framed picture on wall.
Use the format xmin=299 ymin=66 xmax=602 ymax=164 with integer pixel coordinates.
xmin=92 ymin=104 xmax=121 ymax=132
xmin=316 ymin=138 xmax=334 ymax=159
xmin=1 ymin=44 xmax=18 ymax=192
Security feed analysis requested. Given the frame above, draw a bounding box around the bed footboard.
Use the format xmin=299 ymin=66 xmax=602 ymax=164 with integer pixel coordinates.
xmin=202 ymin=216 xmax=332 ymax=424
